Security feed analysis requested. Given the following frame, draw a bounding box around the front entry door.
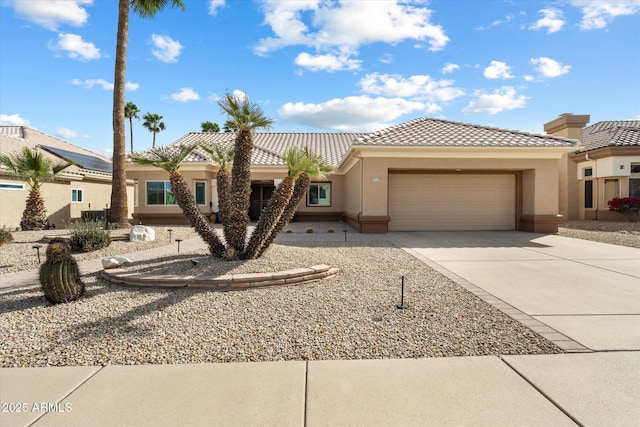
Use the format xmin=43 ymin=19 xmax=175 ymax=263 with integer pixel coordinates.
xmin=249 ymin=182 xmax=275 ymax=221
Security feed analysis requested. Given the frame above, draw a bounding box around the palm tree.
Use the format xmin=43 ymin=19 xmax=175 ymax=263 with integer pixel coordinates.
xmin=124 ymin=101 xmax=140 ymax=153
xmin=109 ymin=0 xmax=185 ymax=226
xmin=201 ymin=121 xmax=220 ymax=132
xmin=251 ymin=147 xmax=332 ymax=259
xmin=130 ymin=145 xmax=225 ymax=257
xmin=217 ymin=93 xmax=274 ymax=258
xmin=142 ymin=112 xmax=166 ymax=148
xmin=0 ymin=147 xmax=73 ymax=230
xmin=199 ymin=142 xmax=233 ymax=243
xmin=223 ymin=120 xmax=238 ymax=133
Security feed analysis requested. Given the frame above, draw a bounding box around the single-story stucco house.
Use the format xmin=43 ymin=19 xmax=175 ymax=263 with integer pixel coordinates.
xmin=544 ymin=113 xmax=640 ymax=221
xmin=127 ymin=117 xmax=585 ymax=233
xmin=0 ymin=126 xmax=135 ymax=229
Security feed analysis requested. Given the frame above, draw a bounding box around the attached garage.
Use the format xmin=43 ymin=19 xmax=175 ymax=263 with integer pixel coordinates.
xmin=388 ymin=173 xmax=516 ymax=231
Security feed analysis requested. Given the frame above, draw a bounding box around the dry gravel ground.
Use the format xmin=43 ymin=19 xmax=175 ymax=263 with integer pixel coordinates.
xmin=0 ymin=241 xmax=561 ymax=367
xmin=1 ymin=219 xmax=636 ymax=368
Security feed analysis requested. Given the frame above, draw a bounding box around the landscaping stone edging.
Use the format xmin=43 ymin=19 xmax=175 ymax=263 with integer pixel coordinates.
xmin=100 ymin=264 xmax=339 ymax=290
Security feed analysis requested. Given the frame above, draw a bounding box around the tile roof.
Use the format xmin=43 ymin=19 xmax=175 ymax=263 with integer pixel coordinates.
xmin=578 ymin=120 xmax=640 ymax=152
xmin=168 ymin=132 xmax=364 ymax=167
xmin=0 ymin=126 xmax=113 ymax=178
xmin=354 ymin=117 xmax=580 ymax=148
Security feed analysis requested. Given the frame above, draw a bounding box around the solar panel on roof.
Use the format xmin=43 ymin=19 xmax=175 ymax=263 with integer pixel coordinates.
xmin=39 ymin=145 xmax=112 ymax=173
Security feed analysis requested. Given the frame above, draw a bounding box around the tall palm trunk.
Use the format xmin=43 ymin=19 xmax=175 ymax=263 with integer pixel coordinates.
xmin=257 ymin=173 xmax=311 ymax=258
xmin=225 ymin=128 xmax=252 ymax=255
xmin=241 ymin=176 xmax=295 ymax=259
xmin=216 ymin=166 xmax=232 ymax=243
xmin=168 ymin=171 xmax=225 ymax=257
xmin=152 ymin=131 xmax=156 ymax=148
xmin=128 ymin=117 xmax=134 ymax=153
xmin=21 ymin=187 xmax=48 ymax=230
xmin=109 ymin=0 xmax=130 ymax=226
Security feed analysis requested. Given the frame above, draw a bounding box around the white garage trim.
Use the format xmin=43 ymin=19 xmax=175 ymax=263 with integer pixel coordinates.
xmin=388 ymin=173 xmax=516 ymax=231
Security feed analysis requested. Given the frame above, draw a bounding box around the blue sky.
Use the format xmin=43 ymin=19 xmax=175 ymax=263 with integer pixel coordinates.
xmin=1 ymin=0 xmax=639 ymax=156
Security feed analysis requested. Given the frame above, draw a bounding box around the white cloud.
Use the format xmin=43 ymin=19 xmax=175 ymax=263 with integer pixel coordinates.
xmin=359 ymin=73 xmax=464 ymax=103
xmin=279 ymin=95 xmax=425 ymax=131
xmin=463 ymin=86 xmax=528 ymax=115
xmin=483 ymin=61 xmax=513 ymax=80
xmin=441 ymin=63 xmax=460 ymax=74
xmin=571 ymin=0 xmax=640 ymax=30
xmin=379 ymin=53 xmax=393 ymax=64
xmin=295 ymin=51 xmax=361 ymax=72
xmin=50 ymin=33 xmax=100 ymax=61
xmin=170 ymin=88 xmax=200 ymax=102
xmin=530 ymin=57 xmax=571 ymax=78
xmin=530 ymin=8 xmax=565 ymax=34
xmin=6 ymin=0 xmax=92 ymax=31
xmin=55 ymin=128 xmax=81 ymax=139
xmin=0 ymin=114 xmax=30 ymax=126
xmin=477 ymin=13 xmax=513 ymax=30
xmin=232 ymin=89 xmax=248 ymax=100
xmin=150 ymin=34 xmax=183 ymax=63
xmin=71 ymin=78 xmax=139 ymax=91
xmin=208 ymin=0 xmax=225 ymax=16
xmin=254 ymin=0 xmax=448 ymax=70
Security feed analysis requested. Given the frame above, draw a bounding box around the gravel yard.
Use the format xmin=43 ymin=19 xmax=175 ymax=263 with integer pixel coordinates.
xmin=1 ymin=219 xmax=636 ymax=368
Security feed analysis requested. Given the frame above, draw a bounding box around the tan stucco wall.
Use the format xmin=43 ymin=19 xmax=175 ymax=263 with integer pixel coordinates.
xmin=343 ymin=161 xmax=362 ymax=217
xmin=0 ymin=177 xmax=132 ymax=229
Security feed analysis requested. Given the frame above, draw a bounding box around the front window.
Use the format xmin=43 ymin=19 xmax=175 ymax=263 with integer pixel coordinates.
xmin=630 ymin=164 xmax=640 ymax=198
xmin=146 ymin=181 xmax=177 ymax=205
xmin=0 ymin=182 xmax=24 ymax=191
xmin=604 ymin=179 xmax=619 ymax=205
xmin=71 ymin=188 xmax=83 ymax=203
xmin=307 ymin=183 xmax=331 ymax=206
xmin=195 ymin=181 xmax=206 ymax=205
xmin=584 ymin=180 xmax=593 ymax=209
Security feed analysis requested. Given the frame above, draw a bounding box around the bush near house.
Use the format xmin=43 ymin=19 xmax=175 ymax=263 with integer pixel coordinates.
xmin=0 ymin=225 xmax=13 ymax=245
xmin=608 ymin=197 xmax=640 ymax=222
xmin=68 ymin=219 xmax=112 ymax=252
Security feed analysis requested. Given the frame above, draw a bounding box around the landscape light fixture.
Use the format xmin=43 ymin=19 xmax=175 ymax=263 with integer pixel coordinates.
xmin=343 ymin=229 xmax=348 ymax=242
xmin=175 ymin=238 xmax=183 ymax=253
xmin=191 ymin=259 xmax=199 ymax=266
xmin=397 ymin=275 xmax=407 ymax=309
xmin=167 ymin=228 xmax=174 ymax=242
xmin=32 ymin=243 xmax=43 ymax=264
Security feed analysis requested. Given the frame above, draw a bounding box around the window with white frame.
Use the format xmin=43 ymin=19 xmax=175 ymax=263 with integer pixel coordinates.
xmin=0 ymin=182 xmax=25 ymax=190
xmin=307 ymin=182 xmax=331 ymax=206
xmin=71 ymin=188 xmax=83 ymax=203
xmin=630 ymin=164 xmax=640 ymax=198
xmin=146 ymin=181 xmax=177 ymax=205
xmin=195 ymin=181 xmax=206 ymax=205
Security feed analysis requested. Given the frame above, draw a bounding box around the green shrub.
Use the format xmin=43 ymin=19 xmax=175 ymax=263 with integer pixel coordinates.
xmin=305 ymin=228 xmax=314 ymax=233
xmin=285 ymin=229 xmax=293 ymax=233
xmin=68 ymin=219 xmax=112 ymax=252
xmin=327 ymin=228 xmax=335 ymax=233
xmin=0 ymin=225 xmax=13 ymax=245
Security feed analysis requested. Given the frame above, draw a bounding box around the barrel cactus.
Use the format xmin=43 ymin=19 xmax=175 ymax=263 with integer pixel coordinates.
xmin=39 ymin=238 xmax=85 ymax=304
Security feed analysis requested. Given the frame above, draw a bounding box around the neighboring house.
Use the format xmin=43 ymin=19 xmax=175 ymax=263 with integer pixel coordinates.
xmin=545 ymin=114 xmax=640 ymax=221
xmin=0 ymin=126 xmax=135 ymax=229
xmin=128 ymin=117 xmax=579 ymax=233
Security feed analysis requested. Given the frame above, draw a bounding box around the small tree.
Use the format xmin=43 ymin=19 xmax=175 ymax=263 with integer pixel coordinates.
xmin=124 ymin=101 xmax=140 ymax=153
xmin=201 ymin=121 xmax=220 ymax=132
xmin=0 ymin=147 xmax=73 ymax=230
xmin=608 ymin=197 xmax=640 ymax=222
xmin=142 ymin=112 xmax=166 ymax=148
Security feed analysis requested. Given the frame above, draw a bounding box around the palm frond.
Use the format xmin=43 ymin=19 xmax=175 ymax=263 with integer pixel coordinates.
xmin=199 ymin=142 xmax=234 ymax=167
xmin=284 ymin=146 xmax=332 ymax=180
xmin=217 ymin=92 xmax=274 ymax=132
xmin=129 ymin=144 xmax=197 ymax=173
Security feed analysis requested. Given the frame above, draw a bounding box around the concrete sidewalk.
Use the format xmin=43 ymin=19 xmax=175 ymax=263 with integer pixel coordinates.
xmin=2 ymin=353 xmax=638 ymax=426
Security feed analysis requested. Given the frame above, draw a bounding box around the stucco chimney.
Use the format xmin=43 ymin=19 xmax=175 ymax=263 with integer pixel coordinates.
xmin=544 ymin=113 xmax=590 ymax=141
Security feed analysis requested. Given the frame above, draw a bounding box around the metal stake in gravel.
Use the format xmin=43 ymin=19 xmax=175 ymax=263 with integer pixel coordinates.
xmin=167 ymin=228 xmax=173 ymax=242
xmin=176 ymin=238 xmax=182 ymax=253
xmin=32 ymin=243 xmax=43 ymax=264
xmin=397 ymin=275 xmax=407 ymax=309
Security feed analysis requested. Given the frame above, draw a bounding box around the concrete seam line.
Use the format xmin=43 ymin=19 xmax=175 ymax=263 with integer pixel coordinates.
xmin=28 ymin=365 xmax=105 ymax=427
xmin=303 ymin=361 xmax=309 ymax=427
xmin=498 ymin=356 xmax=584 ymax=427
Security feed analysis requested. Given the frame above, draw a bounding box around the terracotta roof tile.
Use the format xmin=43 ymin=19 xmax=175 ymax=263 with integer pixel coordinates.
xmin=355 ymin=117 xmax=579 ymax=148
xmin=578 ymin=120 xmax=640 ymax=152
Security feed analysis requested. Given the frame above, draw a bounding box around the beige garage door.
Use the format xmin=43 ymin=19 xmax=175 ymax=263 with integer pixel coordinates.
xmin=389 ymin=173 xmax=516 ymax=231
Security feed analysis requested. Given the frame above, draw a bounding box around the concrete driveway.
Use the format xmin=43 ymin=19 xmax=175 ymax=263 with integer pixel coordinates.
xmin=389 ymin=231 xmax=640 ymax=351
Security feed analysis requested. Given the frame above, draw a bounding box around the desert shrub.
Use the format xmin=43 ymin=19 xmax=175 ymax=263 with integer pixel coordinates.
xmin=285 ymin=229 xmax=293 ymax=233
xmin=0 ymin=225 xmax=13 ymax=245
xmin=327 ymin=228 xmax=335 ymax=233
xmin=68 ymin=219 xmax=112 ymax=252
xmin=40 ymin=238 xmax=84 ymax=304
xmin=608 ymin=197 xmax=640 ymax=222
xmin=305 ymin=228 xmax=314 ymax=233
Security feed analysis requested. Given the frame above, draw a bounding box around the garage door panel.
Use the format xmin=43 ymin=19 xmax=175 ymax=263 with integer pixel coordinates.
xmin=389 ymin=174 xmax=515 ymax=231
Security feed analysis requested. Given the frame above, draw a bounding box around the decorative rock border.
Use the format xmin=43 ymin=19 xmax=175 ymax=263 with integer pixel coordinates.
xmin=100 ymin=264 xmax=339 ymax=291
